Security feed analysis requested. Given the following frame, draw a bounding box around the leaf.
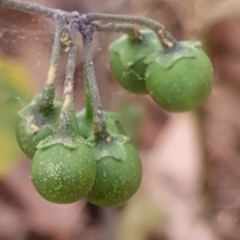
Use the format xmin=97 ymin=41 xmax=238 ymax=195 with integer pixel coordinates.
xmin=0 ymin=58 xmax=34 ymax=176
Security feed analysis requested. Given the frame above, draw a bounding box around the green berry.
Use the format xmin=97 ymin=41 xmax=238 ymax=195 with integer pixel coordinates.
xmin=109 ymin=29 xmax=163 ymax=94
xmin=31 ymin=136 xmax=96 ymax=204
xmin=145 ymin=41 xmax=214 ymax=112
xmin=15 ymin=94 xmax=62 ymax=158
xmin=87 ymin=135 xmax=142 ymax=207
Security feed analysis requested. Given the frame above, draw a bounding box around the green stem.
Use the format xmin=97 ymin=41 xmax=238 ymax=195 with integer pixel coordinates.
xmin=81 ymin=24 xmax=110 ymax=142
xmin=58 ymin=17 xmax=79 ymax=136
xmin=40 ymin=13 xmax=65 ymax=114
xmin=85 ymin=13 xmax=175 ymax=47
xmin=84 ymin=77 xmax=94 ymax=119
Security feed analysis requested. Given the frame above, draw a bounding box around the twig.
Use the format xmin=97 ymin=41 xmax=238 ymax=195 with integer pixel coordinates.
xmin=94 ymin=23 xmax=142 ymax=40
xmin=0 ymin=0 xmax=175 ymax=47
xmin=80 ymin=23 xmax=109 ymax=142
xmin=84 ymin=77 xmax=94 ymax=119
xmin=85 ymin=13 xmax=175 ymax=47
xmin=0 ymin=0 xmax=59 ymax=18
xmin=59 ymin=16 xmax=80 ymax=135
xmin=49 ymin=14 xmax=65 ymax=70
xmin=62 ymin=18 xmax=79 ymax=109
xmin=40 ymin=13 xmax=65 ymax=113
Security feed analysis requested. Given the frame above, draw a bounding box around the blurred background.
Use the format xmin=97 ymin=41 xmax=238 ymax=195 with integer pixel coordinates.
xmin=0 ymin=0 xmax=239 ymax=239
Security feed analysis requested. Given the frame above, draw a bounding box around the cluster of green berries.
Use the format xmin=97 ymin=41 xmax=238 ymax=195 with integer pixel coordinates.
xmin=15 ymin=93 xmax=142 ymax=207
xmin=110 ymin=29 xmax=214 ymax=112
xmin=15 ymin=26 xmax=213 ymax=207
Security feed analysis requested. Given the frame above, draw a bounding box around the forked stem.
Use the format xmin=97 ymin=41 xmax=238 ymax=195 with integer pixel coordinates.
xmin=0 ymin=0 xmax=176 ymax=47
xmin=0 ymin=0 xmax=177 ymax=133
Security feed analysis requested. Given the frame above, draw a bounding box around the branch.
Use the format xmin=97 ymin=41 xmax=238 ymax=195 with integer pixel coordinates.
xmin=86 ymin=13 xmax=175 ymax=47
xmin=0 ymin=0 xmax=58 ymax=18
xmin=94 ymin=23 xmax=142 ymax=40
xmin=80 ymin=24 xmax=109 ymax=142
xmin=39 ymin=13 xmax=65 ymax=113
xmin=0 ymin=0 xmax=175 ymax=47
xmin=62 ymin=18 xmax=79 ymax=109
xmin=59 ymin=17 xmax=80 ymax=135
xmin=46 ymin=13 xmax=65 ymax=85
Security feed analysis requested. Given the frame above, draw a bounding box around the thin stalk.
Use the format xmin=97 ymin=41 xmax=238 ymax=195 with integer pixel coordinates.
xmin=94 ymin=23 xmax=142 ymax=40
xmin=81 ymin=25 xmax=109 ymax=142
xmin=40 ymin=13 xmax=65 ymax=114
xmin=85 ymin=13 xmax=175 ymax=47
xmin=84 ymin=77 xmax=93 ymax=119
xmin=0 ymin=0 xmax=58 ymax=18
xmin=58 ymin=17 xmax=79 ymax=135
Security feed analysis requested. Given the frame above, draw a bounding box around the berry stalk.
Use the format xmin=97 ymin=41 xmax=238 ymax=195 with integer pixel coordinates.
xmin=94 ymin=23 xmax=142 ymax=40
xmin=80 ymin=23 xmax=110 ymax=142
xmin=40 ymin=14 xmax=65 ymax=114
xmin=58 ymin=16 xmax=80 ymax=136
xmin=84 ymin=77 xmax=94 ymax=119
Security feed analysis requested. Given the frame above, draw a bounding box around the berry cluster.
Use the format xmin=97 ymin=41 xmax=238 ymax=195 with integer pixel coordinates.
xmin=13 ymin=11 xmax=213 ymax=207
xmin=110 ymin=30 xmax=213 ymax=112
